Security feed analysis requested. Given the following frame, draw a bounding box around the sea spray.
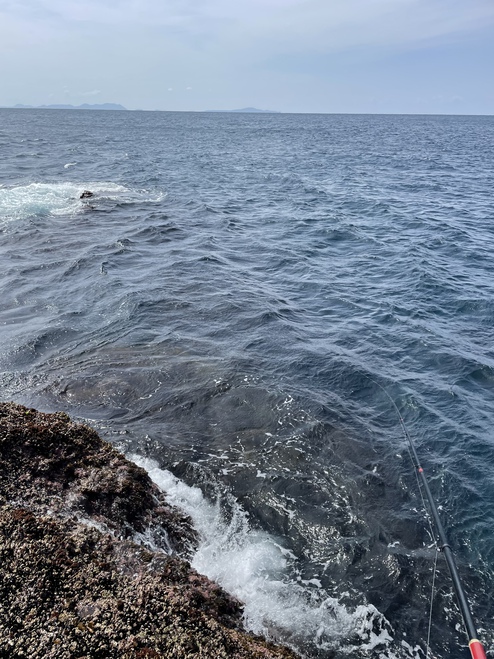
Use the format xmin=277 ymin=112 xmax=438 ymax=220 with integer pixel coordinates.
xmin=131 ymin=455 xmax=399 ymax=657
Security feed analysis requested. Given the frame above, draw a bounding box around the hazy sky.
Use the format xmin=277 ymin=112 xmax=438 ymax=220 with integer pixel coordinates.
xmin=1 ymin=0 xmax=493 ymax=113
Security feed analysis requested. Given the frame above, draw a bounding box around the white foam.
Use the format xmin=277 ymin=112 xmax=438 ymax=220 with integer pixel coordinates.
xmin=130 ymin=455 xmax=397 ymax=655
xmin=0 ymin=181 xmax=165 ymax=225
xmin=0 ymin=182 xmax=126 ymax=223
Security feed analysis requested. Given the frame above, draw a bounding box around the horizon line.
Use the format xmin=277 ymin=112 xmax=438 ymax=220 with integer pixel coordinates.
xmin=1 ymin=105 xmax=492 ymax=117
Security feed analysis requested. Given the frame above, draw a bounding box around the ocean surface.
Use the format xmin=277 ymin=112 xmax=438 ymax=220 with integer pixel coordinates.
xmin=1 ymin=108 xmax=493 ymax=658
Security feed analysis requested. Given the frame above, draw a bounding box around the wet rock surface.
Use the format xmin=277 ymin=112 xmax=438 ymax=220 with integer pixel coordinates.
xmin=0 ymin=402 xmax=297 ymax=658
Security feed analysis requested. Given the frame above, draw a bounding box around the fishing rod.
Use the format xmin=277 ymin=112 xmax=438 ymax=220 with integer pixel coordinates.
xmin=372 ymin=380 xmax=487 ymax=659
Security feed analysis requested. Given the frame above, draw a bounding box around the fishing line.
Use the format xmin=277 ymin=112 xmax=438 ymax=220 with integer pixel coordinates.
xmin=368 ymin=377 xmax=487 ymax=659
xmin=426 ymin=547 xmax=439 ymax=659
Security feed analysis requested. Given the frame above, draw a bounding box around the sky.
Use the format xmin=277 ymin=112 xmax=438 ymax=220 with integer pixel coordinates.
xmin=1 ymin=0 xmax=493 ymax=114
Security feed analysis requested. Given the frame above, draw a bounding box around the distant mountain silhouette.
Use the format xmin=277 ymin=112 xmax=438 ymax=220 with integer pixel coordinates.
xmin=12 ymin=103 xmax=127 ymax=111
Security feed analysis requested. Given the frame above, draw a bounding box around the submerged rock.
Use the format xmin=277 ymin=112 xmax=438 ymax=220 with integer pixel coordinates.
xmin=0 ymin=402 xmax=297 ymax=658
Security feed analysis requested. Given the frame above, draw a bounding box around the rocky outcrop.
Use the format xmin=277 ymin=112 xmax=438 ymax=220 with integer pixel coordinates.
xmin=0 ymin=403 xmax=195 ymax=554
xmin=0 ymin=402 xmax=297 ymax=659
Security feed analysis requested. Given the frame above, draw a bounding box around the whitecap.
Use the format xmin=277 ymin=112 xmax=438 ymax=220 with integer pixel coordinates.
xmin=0 ymin=181 xmax=126 ymax=222
xmin=0 ymin=181 xmax=165 ymax=225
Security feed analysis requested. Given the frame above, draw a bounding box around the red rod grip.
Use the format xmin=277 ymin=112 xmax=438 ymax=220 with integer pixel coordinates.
xmin=469 ymin=639 xmax=487 ymax=659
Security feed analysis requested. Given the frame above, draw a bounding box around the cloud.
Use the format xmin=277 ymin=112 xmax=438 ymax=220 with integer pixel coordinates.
xmin=4 ymin=0 xmax=494 ymax=50
xmin=0 ymin=0 xmax=492 ymax=112
xmin=212 ymin=0 xmax=494 ymax=56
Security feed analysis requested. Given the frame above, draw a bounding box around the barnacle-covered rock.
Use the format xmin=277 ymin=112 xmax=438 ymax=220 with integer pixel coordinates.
xmin=0 ymin=402 xmax=297 ymax=658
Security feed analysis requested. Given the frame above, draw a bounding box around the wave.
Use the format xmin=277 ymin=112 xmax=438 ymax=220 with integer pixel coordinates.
xmin=0 ymin=181 xmax=165 ymax=224
xmin=130 ymin=455 xmax=421 ymax=659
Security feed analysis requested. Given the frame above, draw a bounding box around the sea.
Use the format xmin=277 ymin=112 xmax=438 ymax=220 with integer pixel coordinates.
xmin=0 ymin=108 xmax=493 ymax=659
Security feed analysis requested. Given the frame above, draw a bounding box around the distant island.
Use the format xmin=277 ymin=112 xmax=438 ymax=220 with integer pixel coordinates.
xmin=12 ymin=103 xmax=127 ymax=111
xmin=205 ymin=107 xmax=280 ymax=113
xmin=5 ymin=104 xmax=281 ymax=113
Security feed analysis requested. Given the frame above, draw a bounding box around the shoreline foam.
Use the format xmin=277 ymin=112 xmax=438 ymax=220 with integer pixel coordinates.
xmin=0 ymin=402 xmax=297 ymax=658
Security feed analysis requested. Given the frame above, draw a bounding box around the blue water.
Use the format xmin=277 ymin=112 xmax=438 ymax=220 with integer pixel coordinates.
xmin=1 ymin=109 xmax=493 ymax=658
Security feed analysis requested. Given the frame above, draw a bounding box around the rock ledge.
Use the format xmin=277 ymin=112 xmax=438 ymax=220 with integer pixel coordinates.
xmin=0 ymin=402 xmax=297 ymax=658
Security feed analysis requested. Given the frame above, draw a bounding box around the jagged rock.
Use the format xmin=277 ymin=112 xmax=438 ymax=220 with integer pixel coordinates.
xmin=0 ymin=402 xmax=297 ymax=659
xmin=0 ymin=402 xmax=195 ymax=553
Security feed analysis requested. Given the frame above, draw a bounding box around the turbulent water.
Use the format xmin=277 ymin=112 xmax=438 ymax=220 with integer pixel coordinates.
xmin=1 ymin=108 xmax=493 ymax=658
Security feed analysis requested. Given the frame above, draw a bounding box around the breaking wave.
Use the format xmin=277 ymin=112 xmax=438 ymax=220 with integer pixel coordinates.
xmin=0 ymin=181 xmax=165 ymax=224
xmin=131 ymin=455 xmax=419 ymax=659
